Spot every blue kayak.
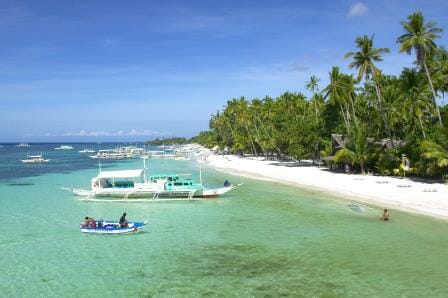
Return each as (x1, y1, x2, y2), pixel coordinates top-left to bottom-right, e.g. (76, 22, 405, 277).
(80, 220, 147, 234)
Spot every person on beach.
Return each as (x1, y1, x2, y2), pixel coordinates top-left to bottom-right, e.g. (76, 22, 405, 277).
(381, 209, 390, 221)
(119, 212, 128, 228)
(345, 164, 350, 174)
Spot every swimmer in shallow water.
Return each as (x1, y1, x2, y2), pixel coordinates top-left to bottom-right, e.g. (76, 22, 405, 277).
(381, 209, 390, 221)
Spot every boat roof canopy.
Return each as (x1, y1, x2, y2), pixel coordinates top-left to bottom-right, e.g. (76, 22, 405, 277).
(97, 169, 143, 179)
(150, 174, 179, 178)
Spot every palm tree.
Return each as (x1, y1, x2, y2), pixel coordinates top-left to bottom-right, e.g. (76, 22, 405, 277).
(334, 124, 369, 174)
(431, 47, 448, 101)
(322, 67, 352, 132)
(345, 35, 390, 136)
(306, 75, 321, 121)
(397, 11, 443, 126)
(421, 140, 448, 181)
(399, 68, 431, 138)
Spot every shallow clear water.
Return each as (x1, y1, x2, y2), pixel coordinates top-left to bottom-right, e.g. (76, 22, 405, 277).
(1, 144, 448, 296)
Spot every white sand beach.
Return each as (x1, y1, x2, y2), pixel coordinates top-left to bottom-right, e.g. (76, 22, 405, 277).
(200, 153, 448, 220)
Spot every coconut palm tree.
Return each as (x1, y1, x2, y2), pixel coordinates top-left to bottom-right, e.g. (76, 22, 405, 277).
(431, 47, 448, 101)
(322, 67, 352, 132)
(399, 68, 432, 138)
(397, 11, 443, 126)
(306, 75, 321, 121)
(421, 139, 448, 181)
(334, 124, 370, 174)
(345, 34, 390, 136)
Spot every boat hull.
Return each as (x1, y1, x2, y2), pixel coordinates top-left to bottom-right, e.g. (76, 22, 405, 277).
(80, 221, 146, 234)
(64, 184, 241, 201)
(21, 159, 50, 163)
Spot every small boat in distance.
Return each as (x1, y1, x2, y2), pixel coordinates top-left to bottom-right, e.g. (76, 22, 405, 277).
(79, 147, 95, 153)
(54, 145, 74, 150)
(89, 146, 144, 159)
(16, 143, 30, 147)
(90, 149, 132, 159)
(21, 153, 50, 163)
(80, 220, 147, 234)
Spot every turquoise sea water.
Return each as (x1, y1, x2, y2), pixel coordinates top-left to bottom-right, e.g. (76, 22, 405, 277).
(1, 143, 448, 297)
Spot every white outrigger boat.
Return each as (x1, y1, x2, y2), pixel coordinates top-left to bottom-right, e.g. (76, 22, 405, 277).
(55, 145, 74, 150)
(64, 160, 240, 201)
(89, 146, 144, 159)
(80, 220, 147, 234)
(79, 147, 95, 153)
(16, 142, 30, 147)
(21, 153, 50, 163)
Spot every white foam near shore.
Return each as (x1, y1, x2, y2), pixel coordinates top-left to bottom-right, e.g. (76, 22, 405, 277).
(199, 153, 448, 221)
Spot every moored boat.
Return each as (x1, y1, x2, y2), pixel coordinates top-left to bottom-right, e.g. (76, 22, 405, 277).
(55, 145, 74, 150)
(79, 147, 95, 153)
(89, 148, 140, 159)
(21, 153, 50, 163)
(16, 142, 30, 147)
(80, 220, 147, 234)
(63, 161, 240, 201)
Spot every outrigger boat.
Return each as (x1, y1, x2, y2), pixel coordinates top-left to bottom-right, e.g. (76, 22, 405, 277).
(89, 146, 144, 159)
(79, 147, 95, 153)
(64, 159, 240, 201)
(21, 153, 50, 163)
(16, 142, 30, 147)
(55, 145, 74, 150)
(80, 220, 147, 234)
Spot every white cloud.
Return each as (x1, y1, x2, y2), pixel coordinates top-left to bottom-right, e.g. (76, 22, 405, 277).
(291, 61, 309, 72)
(348, 2, 368, 18)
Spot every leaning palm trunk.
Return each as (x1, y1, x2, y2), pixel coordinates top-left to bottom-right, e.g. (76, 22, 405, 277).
(345, 103, 352, 124)
(254, 112, 282, 155)
(373, 78, 393, 141)
(244, 124, 257, 156)
(418, 115, 427, 139)
(348, 93, 357, 122)
(252, 116, 268, 158)
(423, 61, 443, 127)
(340, 105, 350, 133)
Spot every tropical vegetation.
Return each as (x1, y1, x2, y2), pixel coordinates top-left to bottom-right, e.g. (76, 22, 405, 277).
(193, 12, 448, 182)
(146, 137, 193, 145)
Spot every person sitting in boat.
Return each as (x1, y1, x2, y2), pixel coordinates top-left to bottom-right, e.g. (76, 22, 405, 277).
(381, 209, 390, 221)
(82, 216, 96, 228)
(224, 179, 231, 187)
(119, 212, 128, 228)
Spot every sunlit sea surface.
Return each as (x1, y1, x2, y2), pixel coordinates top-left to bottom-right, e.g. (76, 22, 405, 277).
(1, 143, 447, 297)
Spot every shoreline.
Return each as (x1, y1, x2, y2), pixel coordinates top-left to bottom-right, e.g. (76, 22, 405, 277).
(199, 153, 448, 221)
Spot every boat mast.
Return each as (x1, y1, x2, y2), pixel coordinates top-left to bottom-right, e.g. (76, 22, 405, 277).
(143, 156, 147, 182)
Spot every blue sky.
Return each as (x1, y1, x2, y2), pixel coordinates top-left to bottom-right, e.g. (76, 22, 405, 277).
(1, 0, 447, 142)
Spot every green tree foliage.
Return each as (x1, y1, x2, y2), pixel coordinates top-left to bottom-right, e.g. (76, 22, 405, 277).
(397, 11, 443, 126)
(193, 11, 448, 181)
(334, 124, 370, 174)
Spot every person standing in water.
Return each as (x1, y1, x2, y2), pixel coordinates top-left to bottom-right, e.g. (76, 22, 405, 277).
(381, 209, 390, 221)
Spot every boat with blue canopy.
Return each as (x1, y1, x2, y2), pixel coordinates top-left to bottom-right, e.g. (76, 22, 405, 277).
(80, 220, 147, 234)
